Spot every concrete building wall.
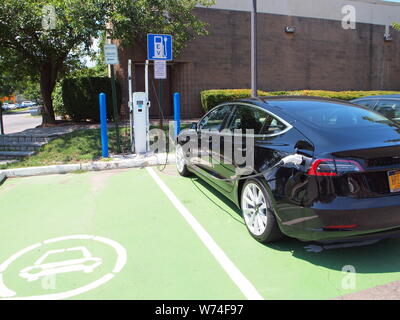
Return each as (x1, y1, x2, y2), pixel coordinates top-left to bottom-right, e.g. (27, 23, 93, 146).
(116, 0, 400, 119)
(200, 0, 400, 27)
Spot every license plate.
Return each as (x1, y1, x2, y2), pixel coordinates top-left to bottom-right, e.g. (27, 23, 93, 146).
(388, 171, 400, 193)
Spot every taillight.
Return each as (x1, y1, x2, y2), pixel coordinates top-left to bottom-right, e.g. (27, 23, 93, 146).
(308, 159, 363, 176)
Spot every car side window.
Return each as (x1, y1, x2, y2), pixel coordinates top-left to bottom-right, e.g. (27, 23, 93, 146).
(228, 105, 287, 135)
(229, 105, 266, 134)
(199, 105, 232, 131)
(354, 99, 377, 109)
(261, 116, 287, 135)
(375, 100, 400, 120)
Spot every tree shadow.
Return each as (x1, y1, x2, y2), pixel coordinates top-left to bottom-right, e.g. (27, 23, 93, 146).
(3, 111, 32, 116)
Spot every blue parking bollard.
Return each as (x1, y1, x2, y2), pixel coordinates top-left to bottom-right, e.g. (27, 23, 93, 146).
(99, 93, 109, 158)
(174, 93, 181, 137)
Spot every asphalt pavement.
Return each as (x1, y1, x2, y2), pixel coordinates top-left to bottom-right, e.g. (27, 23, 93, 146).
(1, 111, 42, 134)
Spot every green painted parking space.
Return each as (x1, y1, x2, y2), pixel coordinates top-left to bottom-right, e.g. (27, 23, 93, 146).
(2, 166, 400, 300)
(156, 166, 400, 300)
(0, 169, 244, 300)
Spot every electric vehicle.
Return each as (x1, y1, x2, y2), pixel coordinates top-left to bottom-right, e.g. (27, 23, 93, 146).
(176, 96, 400, 243)
(351, 95, 400, 123)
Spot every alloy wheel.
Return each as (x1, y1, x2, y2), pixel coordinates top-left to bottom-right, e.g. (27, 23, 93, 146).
(241, 183, 269, 236)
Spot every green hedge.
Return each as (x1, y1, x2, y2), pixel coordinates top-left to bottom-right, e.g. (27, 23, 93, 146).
(62, 77, 121, 122)
(201, 89, 272, 112)
(200, 89, 400, 112)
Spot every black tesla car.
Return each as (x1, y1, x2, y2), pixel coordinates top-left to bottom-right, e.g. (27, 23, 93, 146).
(176, 96, 400, 244)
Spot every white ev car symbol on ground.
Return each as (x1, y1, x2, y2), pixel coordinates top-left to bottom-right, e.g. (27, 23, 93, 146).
(19, 247, 102, 282)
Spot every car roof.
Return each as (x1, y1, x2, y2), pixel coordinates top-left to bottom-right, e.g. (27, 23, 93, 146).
(238, 95, 356, 108)
(235, 96, 367, 128)
(353, 95, 400, 100)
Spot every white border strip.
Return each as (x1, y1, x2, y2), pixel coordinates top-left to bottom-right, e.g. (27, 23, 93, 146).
(146, 167, 263, 300)
(197, 0, 400, 27)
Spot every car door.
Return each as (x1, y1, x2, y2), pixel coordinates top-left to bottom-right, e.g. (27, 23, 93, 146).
(212, 104, 278, 193)
(194, 104, 233, 177)
(220, 104, 300, 195)
(374, 99, 400, 122)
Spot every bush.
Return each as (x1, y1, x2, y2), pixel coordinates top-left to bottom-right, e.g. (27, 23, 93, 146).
(53, 82, 67, 117)
(200, 89, 271, 112)
(62, 77, 121, 122)
(200, 89, 400, 112)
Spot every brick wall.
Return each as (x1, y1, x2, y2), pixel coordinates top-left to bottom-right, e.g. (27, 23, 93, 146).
(116, 7, 400, 119)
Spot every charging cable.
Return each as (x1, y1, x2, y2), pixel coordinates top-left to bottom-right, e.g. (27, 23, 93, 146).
(188, 153, 307, 182)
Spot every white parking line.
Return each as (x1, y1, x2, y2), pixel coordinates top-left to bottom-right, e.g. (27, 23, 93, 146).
(146, 167, 263, 300)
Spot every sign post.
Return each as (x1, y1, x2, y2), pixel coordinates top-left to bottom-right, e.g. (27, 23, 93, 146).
(251, 0, 258, 98)
(147, 34, 173, 131)
(0, 102, 4, 135)
(104, 43, 121, 153)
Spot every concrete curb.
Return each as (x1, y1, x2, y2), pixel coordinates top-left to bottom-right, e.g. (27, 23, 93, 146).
(0, 154, 176, 178)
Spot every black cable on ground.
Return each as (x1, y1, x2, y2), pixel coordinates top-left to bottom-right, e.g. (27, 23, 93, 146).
(151, 80, 169, 172)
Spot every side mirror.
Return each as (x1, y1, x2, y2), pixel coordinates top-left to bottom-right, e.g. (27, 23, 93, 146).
(190, 122, 198, 130)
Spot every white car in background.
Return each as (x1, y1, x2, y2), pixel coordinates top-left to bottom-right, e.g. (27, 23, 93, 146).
(21, 101, 36, 107)
(2, 103, 18, 110)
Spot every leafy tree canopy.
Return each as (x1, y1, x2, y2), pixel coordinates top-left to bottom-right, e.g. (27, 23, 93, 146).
(0, 0, 215, 124)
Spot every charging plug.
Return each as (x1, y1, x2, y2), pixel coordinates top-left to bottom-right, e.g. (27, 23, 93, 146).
(280, 154, 304, 166)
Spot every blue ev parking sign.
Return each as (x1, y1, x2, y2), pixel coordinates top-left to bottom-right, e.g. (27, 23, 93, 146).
(147, 34, 173, 61)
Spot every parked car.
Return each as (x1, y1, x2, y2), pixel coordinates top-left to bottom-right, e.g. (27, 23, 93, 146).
(30, 105, 42, 116)
(4, 103, 18, 110)
(351, 95, 400, 122)
(176, 96, 400, 244)
(21, 101, 36, 108)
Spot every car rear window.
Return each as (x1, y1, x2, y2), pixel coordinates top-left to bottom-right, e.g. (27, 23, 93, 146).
(276, 101, 389, 129)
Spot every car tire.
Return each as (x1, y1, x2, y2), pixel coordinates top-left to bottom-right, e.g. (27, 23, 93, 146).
(176, 144, 192, 177)
(241, 179, 284, 243)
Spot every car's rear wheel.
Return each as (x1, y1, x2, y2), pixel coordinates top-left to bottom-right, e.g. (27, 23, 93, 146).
(176, 144, 191, 177)
(241, 179, 284, 243)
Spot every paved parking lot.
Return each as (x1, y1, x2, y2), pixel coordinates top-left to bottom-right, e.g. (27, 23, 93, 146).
(2, 111, 42, 134)
(1, 166, 400, 300)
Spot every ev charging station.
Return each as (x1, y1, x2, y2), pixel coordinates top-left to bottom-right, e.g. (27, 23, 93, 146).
(129, 34, 173, 155)
(131, 60, 151, 154)
(132, 92, 148, 154)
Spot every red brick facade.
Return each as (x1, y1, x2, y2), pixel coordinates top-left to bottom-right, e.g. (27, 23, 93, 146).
(116, 7, 400, 119)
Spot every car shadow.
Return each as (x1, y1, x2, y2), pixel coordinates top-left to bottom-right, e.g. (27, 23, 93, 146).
(189, 176, 400, 274)
(265, 236, 400, 274)
(189, 176, 245, 225)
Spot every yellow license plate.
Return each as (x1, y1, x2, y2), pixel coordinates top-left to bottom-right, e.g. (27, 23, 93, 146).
(388, 171, 400, 193)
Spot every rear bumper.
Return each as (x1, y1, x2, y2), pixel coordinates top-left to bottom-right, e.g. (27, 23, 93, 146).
(277, 195, 400, 242)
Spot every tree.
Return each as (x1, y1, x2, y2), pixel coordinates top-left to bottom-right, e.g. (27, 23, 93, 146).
(0, 50, 30, 97)
(0, 0, 215, 125)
